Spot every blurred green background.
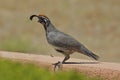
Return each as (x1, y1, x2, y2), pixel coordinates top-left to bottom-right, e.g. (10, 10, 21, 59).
(0, 0, 120, 62)
(0, 58, 102, 80)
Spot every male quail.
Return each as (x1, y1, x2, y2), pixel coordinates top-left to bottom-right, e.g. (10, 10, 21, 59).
(30, 14, 99, 63)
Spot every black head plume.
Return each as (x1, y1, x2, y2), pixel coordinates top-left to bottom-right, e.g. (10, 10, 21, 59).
(30, 14, 50, 26)
(30, 15, 38, 20)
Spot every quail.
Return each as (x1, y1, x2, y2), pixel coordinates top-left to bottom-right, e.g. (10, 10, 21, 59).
(30, 14, 99, 63)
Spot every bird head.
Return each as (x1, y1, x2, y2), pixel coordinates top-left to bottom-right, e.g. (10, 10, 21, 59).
(30, 14, 50, 26)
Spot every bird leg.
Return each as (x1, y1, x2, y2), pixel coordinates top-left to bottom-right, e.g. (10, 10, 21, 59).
(62, 55, 70, 63)
(52, 55, 70, 71)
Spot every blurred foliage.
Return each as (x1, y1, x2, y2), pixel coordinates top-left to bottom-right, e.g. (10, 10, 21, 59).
(0, 58, 102, 80)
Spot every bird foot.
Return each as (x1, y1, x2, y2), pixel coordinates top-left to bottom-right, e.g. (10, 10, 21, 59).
(52, 61, 63, 71)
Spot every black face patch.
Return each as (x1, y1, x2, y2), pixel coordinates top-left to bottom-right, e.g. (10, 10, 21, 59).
(38, 16, 50, 26)
(42, 16, 49, 23)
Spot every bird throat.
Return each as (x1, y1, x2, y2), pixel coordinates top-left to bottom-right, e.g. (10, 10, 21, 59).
(44, 22, 56, 33)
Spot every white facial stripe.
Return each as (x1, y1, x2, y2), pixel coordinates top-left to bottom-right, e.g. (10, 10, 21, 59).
(42, 17, 48, 23)
(44, 19, 47, 23)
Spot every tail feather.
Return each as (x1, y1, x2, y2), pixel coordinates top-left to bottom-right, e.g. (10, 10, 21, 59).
(87, 51, 99, 60)
(79, 45, 99, 60)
